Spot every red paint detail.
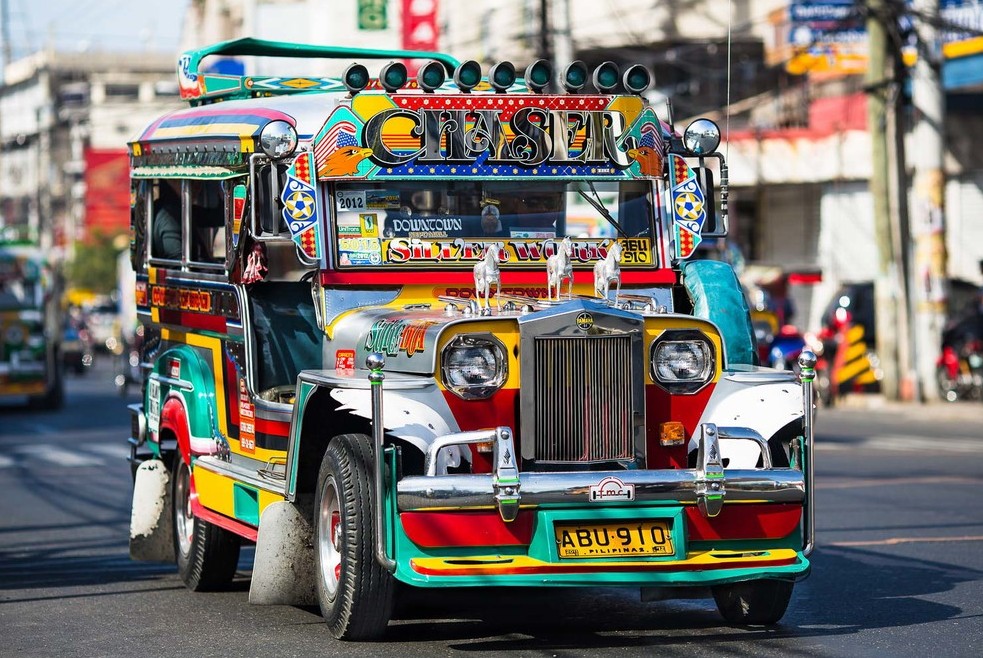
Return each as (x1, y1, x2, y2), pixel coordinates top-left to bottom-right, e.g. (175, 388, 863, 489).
(644, 383, 715, 469)
(225, 355, 240, 428)
(160, 397, 191, 465)
(685, 504, 802, 541)
(155, 308, 228, 333)
(190, 495, 259, 542)
(320, 268, 676, 287)
(787, 271, 823, 285)
(255, 417, 290, 436)
(400, 511, 534, 548)
(410, 556, 801, 577)
(440, 387, 519, 473)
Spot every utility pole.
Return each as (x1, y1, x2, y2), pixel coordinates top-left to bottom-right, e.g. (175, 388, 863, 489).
(866, 0, 902, 399)
(538, 0, 552, 64)
(909, 0, 948, 400)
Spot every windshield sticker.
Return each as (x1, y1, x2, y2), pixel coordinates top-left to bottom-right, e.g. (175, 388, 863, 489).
(365, 237, 650, 267)
(668, 154, 706, 259)
(336, 190, 366, 211)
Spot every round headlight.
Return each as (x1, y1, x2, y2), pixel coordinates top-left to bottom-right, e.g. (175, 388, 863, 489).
(683, 118, 721, 155)
(259, 120, 298, 159)
(441, 335, 507, 399)
(651, 331, 714, 394)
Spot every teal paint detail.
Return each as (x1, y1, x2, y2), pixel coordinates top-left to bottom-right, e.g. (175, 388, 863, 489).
(681, 259, 757, 367)
(233, 484, 260, 526)
(286, 380, 318, 499)
(388, 503, 810, 588)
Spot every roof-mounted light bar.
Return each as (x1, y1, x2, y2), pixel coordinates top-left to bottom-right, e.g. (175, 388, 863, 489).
(562, 60, 588, 93)
(622, 64, 652, 95)
(417, 60, 447, 92)
(524, 59, 552, 93)
(453, 60, 482, 92)
(593, 61, 620, 93)
(489, 61, 516, 93)
(343, 63, 370, 95)
(379, 61, 408, 92)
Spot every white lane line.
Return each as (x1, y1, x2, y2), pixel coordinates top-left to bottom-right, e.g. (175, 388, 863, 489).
(0, 454, 14, 468)
(817, 436, 983, 454)
(29, 445, 104, 467)
(85, 443, 127, 459)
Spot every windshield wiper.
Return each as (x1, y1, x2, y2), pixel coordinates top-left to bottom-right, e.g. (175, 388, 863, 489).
(577, 183, 628, 238)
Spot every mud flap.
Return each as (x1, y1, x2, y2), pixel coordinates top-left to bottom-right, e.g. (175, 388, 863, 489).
(248, 501, 316, 606)
(129, 459, 175, 562)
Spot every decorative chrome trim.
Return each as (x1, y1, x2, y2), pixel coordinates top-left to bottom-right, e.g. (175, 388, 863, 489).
(148, 371, 194, 391)
(396, 468, 805, 512)
(368, 353, 397, 573)
(695, 423, 724, 517)
(798, 350, 817, 556)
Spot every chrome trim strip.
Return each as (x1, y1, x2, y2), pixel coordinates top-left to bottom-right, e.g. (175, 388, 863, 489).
(193, 455, 287, 496)
(396, 468, 805, 511)
(148, 372, 194, 391)
(799, 351, 817, 556)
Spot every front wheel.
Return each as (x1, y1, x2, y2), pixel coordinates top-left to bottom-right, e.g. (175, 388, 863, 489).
(172, 456, 240, 591)
(314, 433, 394, 640)
(712, 579, 794, 625)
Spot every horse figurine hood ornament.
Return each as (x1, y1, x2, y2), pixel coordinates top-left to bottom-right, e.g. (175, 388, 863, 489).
(594, 241, 622, 302)
(473, 244, 501, 311)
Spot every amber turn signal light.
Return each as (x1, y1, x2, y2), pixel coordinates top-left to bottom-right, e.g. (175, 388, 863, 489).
(660, 421, 686, 446)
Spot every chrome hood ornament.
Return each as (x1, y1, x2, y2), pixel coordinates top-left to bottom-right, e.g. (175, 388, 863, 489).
(594, 241, 622, 302)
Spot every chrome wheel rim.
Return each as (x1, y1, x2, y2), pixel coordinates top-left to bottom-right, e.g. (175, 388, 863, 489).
(317, 475, 342, 598)
(174, 460, 194, 557)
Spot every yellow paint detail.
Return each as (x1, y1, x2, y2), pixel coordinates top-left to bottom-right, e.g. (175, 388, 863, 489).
(435, 319, 521, 391)
(240, 137, 254, 153)
(605, 96, 644, 125)
(154, 123, 262, 139)
(410, 548, 800, 573)
(844, 341, 867, 362)
(151, 307, 160, 323)
(184, 332, 229, 440)
(944, 36, 983, 59)
(193, 465, 286, 520)
(351, 94, 398, 121)
(193, 467, 237, 518)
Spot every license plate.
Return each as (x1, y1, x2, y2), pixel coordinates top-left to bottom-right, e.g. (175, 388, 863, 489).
(555, 520, 674, 558)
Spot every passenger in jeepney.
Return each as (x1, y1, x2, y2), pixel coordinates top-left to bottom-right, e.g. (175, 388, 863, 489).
(480, 204, 507, 237)
(151, 179, 182, 260)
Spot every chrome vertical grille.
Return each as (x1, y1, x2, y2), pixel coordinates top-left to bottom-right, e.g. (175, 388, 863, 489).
(532, 333, 634, 463)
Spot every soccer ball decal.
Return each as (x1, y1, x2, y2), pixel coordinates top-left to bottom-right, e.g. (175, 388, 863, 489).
(674, 192, 703, 221)
(284, 189, 315, 221)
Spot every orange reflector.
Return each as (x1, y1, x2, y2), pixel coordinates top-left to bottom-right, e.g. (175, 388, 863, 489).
(660, 421, 686, 446)
(476, 441, 494, 453)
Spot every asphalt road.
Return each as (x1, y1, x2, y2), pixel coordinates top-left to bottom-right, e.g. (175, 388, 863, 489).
(1, 360, 982, 657)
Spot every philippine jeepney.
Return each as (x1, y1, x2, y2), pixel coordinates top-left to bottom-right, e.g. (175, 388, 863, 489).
(0, 241, 64, 409)
(126, 38, 816, 640)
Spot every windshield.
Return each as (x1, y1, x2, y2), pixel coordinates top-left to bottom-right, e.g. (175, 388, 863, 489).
(331, 180, 656, 268)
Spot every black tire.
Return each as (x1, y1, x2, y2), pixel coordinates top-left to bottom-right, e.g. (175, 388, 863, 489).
(713, 579, 794, 625)
(314, 433, 394, 640)
(172, 455, 240, 591)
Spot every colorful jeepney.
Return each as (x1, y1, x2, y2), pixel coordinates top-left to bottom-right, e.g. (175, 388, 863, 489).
(126, 38, 816, 640)
(0, 242, 64, 409)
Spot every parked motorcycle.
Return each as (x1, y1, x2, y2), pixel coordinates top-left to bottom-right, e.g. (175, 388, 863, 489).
(936, 311, 983, 402)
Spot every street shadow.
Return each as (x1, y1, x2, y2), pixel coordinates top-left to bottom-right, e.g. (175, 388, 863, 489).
(377, 544, 977, 649)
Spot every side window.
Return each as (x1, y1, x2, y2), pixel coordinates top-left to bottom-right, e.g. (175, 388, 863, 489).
(150, 179, 183, 264)
(188, 180, 227, 267)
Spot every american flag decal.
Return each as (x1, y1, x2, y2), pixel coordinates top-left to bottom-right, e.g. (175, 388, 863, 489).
(315, 120, 358, 171)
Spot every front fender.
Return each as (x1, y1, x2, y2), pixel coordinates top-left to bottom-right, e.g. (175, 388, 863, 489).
(149, 345, 224, 462)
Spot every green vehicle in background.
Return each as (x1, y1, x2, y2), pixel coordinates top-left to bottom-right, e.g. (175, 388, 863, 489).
(0, 241, 64, 409)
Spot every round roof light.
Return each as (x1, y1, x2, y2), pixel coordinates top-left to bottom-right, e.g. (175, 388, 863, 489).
(417, 60, 446, 92)
(622, 65, 652, 95)
(454, 60, 482, 92)
(683, 118, 721, 155)
(259, 120, 298, 159)
(524, 59, 552, 93)
(489, 61, 516, 93)
(379, 61, 407, 92)
(593, 61, 620, 93)
(343, 63, 369, 94)
(562, 60, 588, 92)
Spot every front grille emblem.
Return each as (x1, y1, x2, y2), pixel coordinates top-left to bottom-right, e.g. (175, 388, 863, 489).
(575, 312, 594, 331)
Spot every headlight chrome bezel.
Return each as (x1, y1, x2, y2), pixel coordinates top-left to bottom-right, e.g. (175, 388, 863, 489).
(650, 330, 715, 394)
(441, 334, 508, 400)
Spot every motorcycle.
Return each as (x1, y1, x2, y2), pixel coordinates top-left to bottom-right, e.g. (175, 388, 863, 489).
(936, 315, 983, 402)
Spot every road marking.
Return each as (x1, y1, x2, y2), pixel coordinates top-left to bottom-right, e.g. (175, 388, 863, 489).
(818, 435, 983, 454)
(829, 535, 983, 547)
(86, 443, 127, 459)
(29, 445, 104, 467)
(0, 454, 13, 468)
(819, 475, 983, 489)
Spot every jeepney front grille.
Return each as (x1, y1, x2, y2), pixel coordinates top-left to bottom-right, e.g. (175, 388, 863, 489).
(532, 333, 634, 463)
